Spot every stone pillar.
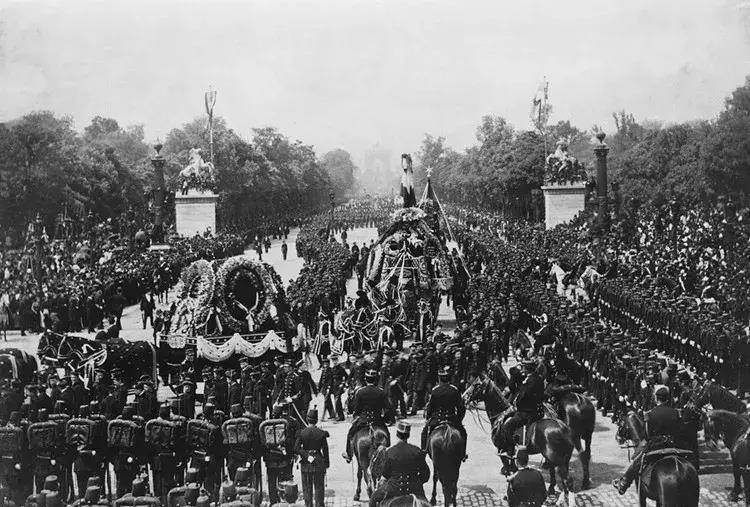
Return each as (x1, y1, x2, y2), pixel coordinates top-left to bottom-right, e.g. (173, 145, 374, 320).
(151, 144, 167, 244)
(594, 133, 610, 232)
(175, 190, 218, 237)
(541, 183, 586, 229)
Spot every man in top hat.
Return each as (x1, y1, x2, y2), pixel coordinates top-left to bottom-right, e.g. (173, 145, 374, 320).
(421, 366, 467, 460)
(295, 410, 329, 507)
(506, 446, 546, 507)
(369, 421, 429, 507)
(499, 359, 544, 475)
(342, 369, 391, 463)
(612, 385, 682, 495)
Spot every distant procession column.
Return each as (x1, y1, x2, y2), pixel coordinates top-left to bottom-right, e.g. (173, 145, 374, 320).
(174, 190, 218, 237)
(594, 133, 610, 232)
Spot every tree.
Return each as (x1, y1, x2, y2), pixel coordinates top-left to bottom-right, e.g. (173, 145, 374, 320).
(320, 149, 357, 197)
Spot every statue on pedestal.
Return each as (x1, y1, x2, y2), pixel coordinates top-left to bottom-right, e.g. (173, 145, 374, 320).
(179, 148, 217, 194)
(544, 139, 587, 186)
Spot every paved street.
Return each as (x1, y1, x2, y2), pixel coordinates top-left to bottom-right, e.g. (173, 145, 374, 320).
(1, 228, 741, 506)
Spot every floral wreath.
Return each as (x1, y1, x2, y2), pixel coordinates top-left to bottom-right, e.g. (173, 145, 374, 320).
(391, 207, 426, 223)
(214, 255, 278, 333)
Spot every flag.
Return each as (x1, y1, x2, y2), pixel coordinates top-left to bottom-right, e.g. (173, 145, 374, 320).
(205, 89, 217, 129)
(530, 78, 549, 128)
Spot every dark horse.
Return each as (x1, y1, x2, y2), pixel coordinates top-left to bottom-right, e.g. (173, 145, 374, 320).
(427, 423, 464, 506)
(351, 424, 390, 501)
(554, 390, 596, 489)
(615, 411, 699, 507)
(462, 375, 574, 501)
(692, 380, 748, 414)
(704, 410, 750, 505)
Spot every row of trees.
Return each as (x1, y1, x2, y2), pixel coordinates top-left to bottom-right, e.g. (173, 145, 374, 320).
(0, 114, 358, 240)
(412, 76, 750, 213)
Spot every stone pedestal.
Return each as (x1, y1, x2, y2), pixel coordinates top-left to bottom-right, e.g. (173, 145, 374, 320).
(542, 183, 586, 229)
(175, 189, 218, 237)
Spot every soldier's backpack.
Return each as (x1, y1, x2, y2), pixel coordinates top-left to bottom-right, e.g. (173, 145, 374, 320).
(144, 419, 177, 452)
(107, 419, 141, 450)
(186, 419, 213, 455)
(27, 421, 59, 453)
(221, 417, 254, 446)
(0, 425, 24, 461)
(258, 419, 288, 455)
(49, 413, 70, 447)
(66, 418, 97, 450)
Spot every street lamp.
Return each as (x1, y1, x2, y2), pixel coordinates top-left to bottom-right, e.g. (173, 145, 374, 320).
(32, 213, 45, 299)
(151, 143, 166, 244)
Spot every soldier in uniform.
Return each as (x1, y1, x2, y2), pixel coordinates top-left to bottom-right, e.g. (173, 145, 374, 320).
(294, 410, 329, 507)
(135, 376, 158, 421)
(109, 405, 144, 498)
(263, 404, 299, 505)
(329, 355, 349, 422)
(506, 446, 546, 507)
(341, 369, 391, 463)
(27, 408, 63, 494)
(420, 366, 467, 460)
(0, 411, 26, 506)
(612, 385, 682, 495)
(68, 405, 104, 500)
(499, 360, 545, 475)
(146, 404, 179, 504)
(368, 421, 429, 507)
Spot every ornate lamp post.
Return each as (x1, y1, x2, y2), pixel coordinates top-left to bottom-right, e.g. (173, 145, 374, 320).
(594, 132, 610, 232)
(151, 143, 166, 244)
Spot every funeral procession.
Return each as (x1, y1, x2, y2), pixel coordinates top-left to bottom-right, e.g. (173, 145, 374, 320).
(1, 2, 750, 506)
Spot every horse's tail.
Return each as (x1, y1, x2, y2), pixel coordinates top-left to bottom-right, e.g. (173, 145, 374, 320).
(429, 426, 463, 484)
(656, 456, 699, 507)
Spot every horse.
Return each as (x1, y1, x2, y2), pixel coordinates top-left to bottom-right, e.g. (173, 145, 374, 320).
(427, 423, 464, 506)
(379, 494, 432, 507)
(615, 411, 699, 507)
(462, 375, 575, 499)
(692, 380, 748, 414)
(703, 409, 750, 504)
(351, 424, 391, 501)
(552, 390, 595, 489)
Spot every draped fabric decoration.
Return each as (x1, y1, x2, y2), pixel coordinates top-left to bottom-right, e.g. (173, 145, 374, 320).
(190, 331, 301, 362)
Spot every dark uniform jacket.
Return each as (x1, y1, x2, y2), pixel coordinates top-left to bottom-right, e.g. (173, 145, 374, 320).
(425, 384, 465, 421)
(515, 373, 544, 414)
(507, 467, 546, 507)
(645, 405, 680, 440)
(351, 385, 389, 422)
(380, 440, 430, 496)
(294, 425, 329, 473)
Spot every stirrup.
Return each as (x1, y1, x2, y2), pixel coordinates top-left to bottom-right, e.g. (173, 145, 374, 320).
(341, 452, 352, 463)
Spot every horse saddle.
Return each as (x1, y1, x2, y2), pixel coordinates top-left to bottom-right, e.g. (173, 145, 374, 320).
(644, 447, 694, 459)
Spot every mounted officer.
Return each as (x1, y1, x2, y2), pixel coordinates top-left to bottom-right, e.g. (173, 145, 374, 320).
(499, 359, 545, 474)
(368, 421, 430, 507)
(342, 369, 391, 463)
(420, 366, 468, 460)
(612, 385, 683, 495)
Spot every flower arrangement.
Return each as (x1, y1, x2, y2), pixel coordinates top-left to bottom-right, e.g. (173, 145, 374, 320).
(391, 207, 426, 223)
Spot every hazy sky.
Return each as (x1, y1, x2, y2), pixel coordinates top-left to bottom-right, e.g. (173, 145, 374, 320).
(1, 0, 749, 165)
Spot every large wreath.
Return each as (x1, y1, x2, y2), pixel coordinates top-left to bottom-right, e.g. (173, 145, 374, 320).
(214, 256, 278, 333)
(179, 259, 215, 307)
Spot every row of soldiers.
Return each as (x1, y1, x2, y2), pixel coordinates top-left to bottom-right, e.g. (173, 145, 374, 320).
(0, 389, 330, 507)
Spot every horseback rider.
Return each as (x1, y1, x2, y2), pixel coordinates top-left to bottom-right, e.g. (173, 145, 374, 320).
(544, 370, 585, 419)
(420, 366, 468, 461)
(342, 369, 391, 463)
(499, 359, 545, 475)
(612, 385, 682, 495)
